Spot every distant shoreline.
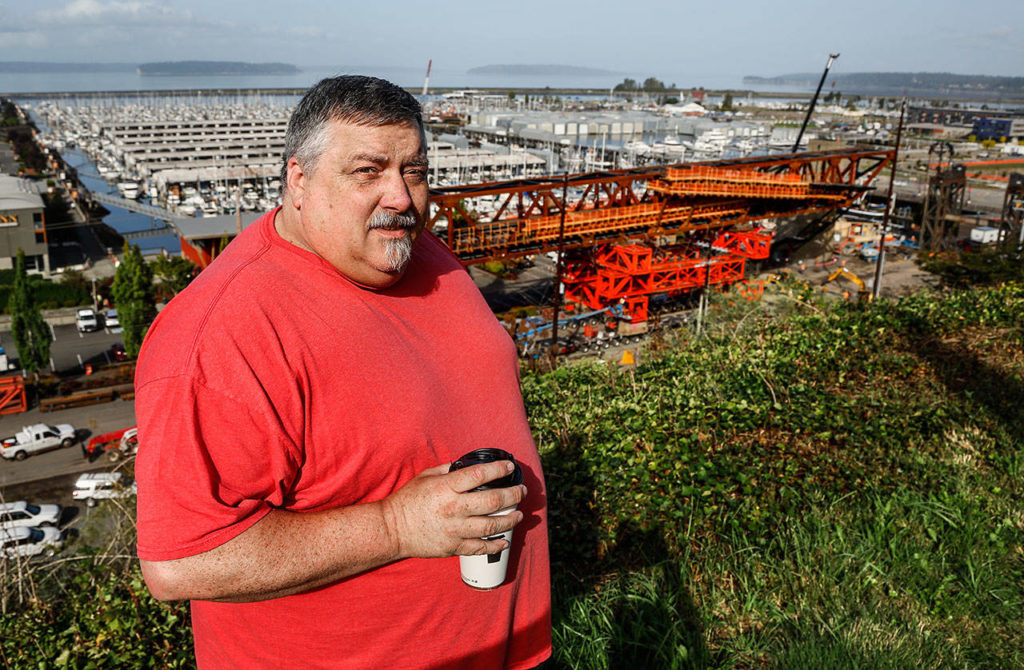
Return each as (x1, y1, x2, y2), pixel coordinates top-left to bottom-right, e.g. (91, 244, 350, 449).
(6, 86, 814, 100)
(4, 84, 1022, 106)
(137, 61, 300, 76)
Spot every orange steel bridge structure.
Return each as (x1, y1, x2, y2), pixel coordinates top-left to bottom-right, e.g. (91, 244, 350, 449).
(429, 148, 894, 321)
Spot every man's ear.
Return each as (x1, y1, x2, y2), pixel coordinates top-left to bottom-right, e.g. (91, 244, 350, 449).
(286, 157, 306, 208)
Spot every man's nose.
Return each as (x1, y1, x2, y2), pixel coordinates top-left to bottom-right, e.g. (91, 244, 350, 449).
(379, 171, 413, 213)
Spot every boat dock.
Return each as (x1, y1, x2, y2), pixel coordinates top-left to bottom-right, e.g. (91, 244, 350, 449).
(106, 117, 288, 176)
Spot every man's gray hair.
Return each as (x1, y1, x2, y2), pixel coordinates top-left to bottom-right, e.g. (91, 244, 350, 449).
(281, 75, 424, 188)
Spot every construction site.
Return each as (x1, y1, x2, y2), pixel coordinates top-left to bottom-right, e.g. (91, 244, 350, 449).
(108, 137, 1018, 361)
(14, 79, 1024, 365)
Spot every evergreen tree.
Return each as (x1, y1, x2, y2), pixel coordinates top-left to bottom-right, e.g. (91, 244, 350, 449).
(8, 249, 51, 374)
(110, 242, 154, 358)
(151, 255, 197, 296)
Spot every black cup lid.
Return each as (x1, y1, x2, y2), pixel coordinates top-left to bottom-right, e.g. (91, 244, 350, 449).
(449, 448, 524, 490)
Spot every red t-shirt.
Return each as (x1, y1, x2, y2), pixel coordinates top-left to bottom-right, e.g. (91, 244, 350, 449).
(135, 209, 551, 669)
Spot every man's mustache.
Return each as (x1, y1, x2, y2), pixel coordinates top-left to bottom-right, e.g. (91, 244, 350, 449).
(366, 212, 418, 231)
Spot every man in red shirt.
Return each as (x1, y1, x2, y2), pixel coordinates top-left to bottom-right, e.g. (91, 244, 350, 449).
(135, 76, 552, 669)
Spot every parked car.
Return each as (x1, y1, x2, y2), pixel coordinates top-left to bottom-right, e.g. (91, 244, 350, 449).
(72, 472, 137, 507)
(0, 423, 77, 461)
(0, 501, 61, 529)
(110, 342, 128, 362)
(1, 526, 64, 558)
(104, 309, 121, 331)
(76, 308, 99, 333)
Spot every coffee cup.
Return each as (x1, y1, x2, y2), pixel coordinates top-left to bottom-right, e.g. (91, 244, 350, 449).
(448, 449, 524, 590)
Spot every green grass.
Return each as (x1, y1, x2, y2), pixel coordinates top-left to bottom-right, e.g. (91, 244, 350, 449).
(550, 484, 1023, 669)
(529, 280, 1024, 668)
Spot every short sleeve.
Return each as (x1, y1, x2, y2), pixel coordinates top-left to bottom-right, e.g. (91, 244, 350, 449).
(135, 375, 301, 562)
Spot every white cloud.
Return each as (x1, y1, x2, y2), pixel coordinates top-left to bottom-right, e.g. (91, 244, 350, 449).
(0, 29, 48, 49)
(37, 0, 196, 26)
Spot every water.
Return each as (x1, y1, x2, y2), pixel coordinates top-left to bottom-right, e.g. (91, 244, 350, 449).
(0, 66, 798, 96)
(61, 147, 179, 255)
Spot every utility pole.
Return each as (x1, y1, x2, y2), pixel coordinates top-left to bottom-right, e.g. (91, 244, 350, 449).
(550, 173, 569, 358)
(695, 233, 713, 336)
(872, 98, 907, 299)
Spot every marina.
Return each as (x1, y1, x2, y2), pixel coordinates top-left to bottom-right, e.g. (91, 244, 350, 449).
(22, 89, 824, 242)
(11, 82, 1019, 267)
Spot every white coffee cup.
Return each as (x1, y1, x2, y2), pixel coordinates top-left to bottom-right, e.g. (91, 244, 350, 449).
(449, 449, 524, 590)
(459, 505, 517, 590)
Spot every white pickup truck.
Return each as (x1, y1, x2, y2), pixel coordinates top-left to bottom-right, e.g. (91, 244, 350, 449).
(1, 423, 77, 461)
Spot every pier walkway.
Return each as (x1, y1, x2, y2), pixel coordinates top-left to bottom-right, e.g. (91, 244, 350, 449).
(90, 191, 184, 221)
(122, 226, 175, 241)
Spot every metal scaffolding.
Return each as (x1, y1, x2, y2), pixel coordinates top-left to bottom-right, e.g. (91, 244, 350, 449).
(919, 164, 966, 252)
(998, 173, 1024, 255)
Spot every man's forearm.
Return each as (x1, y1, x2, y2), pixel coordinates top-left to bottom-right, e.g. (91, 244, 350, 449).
(140, 461, 525, 603)
(141, 501, 398, 603)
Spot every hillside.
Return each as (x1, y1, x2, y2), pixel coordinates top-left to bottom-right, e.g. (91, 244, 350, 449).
(744, 71, 1024, 98)
(0, 62, 136, 73)
(2, 277, 1023, 667)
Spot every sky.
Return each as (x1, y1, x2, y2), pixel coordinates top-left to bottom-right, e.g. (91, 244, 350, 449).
(0, 0, 1022, 82)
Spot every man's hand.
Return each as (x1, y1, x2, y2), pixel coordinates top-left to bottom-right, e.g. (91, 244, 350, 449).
(381, 460, 527, 560)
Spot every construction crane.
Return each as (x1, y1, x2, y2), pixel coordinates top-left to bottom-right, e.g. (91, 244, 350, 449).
(793, 53, 840, 152)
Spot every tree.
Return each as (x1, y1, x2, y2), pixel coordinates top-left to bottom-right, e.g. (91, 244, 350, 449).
(642, 77, 666, 92)
(8, 250, 51, 374)
(150, 254, 197, 297)
(721, 93, 734, 111)
(110, 242, 154, 358)
(613, 78, 638, 92)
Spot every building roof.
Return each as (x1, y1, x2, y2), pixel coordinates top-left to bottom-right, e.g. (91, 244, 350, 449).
(665, 102, 707, 115)
(0, 174, 44, 212)
(171, 211, 263, 240)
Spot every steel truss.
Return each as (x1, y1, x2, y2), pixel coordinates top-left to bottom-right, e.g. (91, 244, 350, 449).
(428, 148, 892, 321)
(559, 233, 767, 322)
(429, 148, 893, 262)
(919, 164, 966, 252)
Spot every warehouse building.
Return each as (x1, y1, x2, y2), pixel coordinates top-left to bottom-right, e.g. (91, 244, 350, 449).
(0, 174, 48, 273)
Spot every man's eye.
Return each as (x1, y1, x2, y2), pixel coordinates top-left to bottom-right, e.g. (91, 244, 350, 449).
(355, 166, 378, 174)
(405, 169, 427, 181)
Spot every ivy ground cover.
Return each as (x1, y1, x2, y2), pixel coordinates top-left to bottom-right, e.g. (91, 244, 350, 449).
(527, 282, 1024, 669)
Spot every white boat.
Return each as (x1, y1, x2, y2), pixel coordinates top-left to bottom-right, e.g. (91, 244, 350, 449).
(116, 181, 139, 200)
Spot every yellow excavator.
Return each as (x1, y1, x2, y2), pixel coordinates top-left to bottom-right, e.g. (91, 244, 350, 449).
(824, 267, 870, 301)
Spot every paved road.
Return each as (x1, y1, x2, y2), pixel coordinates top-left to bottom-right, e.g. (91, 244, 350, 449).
(1, 320, 126, 376)
(0, 389, 136, 490)
(49, 321, 126, 374)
